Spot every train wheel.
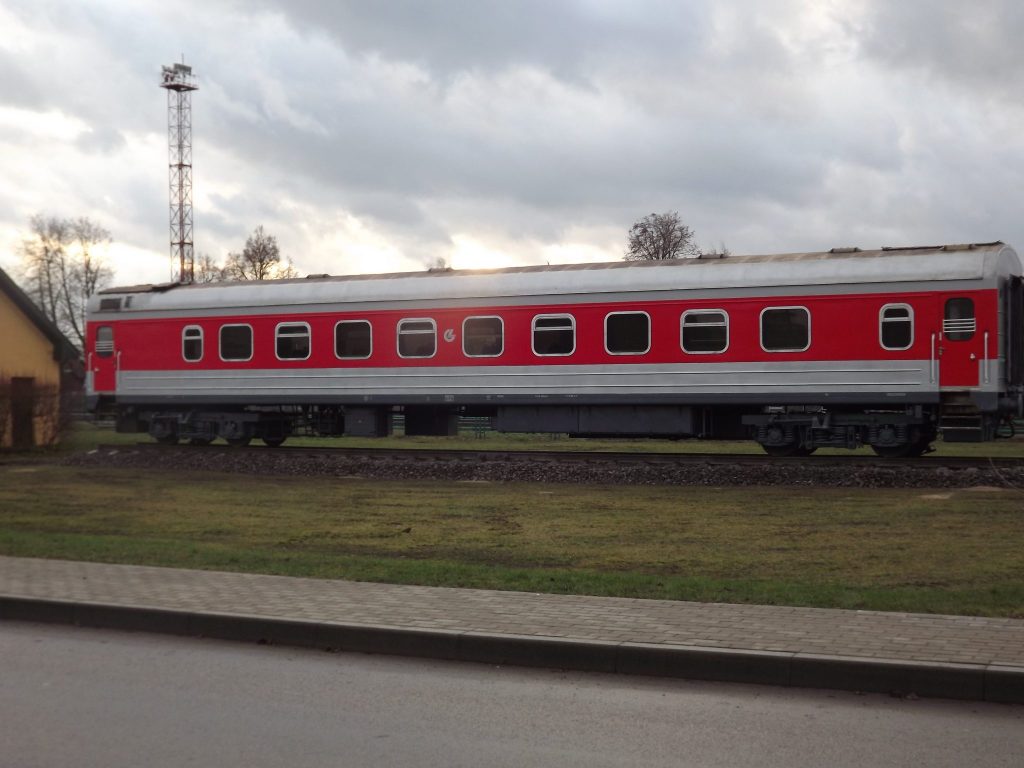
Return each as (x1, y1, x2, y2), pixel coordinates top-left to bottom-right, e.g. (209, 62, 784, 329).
(871, 442, 925, 458)
(150, 419, 179, 445)
(262, 436, 286, 448)
(761, 443, 806, 457)
(871, 427, 931, 458)
(225, 436, 251, 447)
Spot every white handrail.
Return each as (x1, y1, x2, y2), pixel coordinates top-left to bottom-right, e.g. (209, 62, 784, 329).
(984, 331, 990, 384)
(930, 333, 936, 383)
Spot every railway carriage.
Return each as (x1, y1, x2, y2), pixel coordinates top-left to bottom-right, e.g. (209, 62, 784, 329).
(85, 242, 1024, 456)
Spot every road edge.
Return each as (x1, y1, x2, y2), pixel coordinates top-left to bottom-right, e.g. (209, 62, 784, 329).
(2, 595, 1021, 704)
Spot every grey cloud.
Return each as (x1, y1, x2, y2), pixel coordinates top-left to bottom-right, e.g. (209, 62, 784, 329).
(195, 208, 248, 246)
(241, 0, 712, 81)
(202, 74, 862, 236)
(0, 50, 45, 110)
(858, 1, 1024, 97)
(24, 1, 858, 248)
(201, 192, 286, 246)
(75, 126, 127, 154)
(189, 1, 895, 236)
(4, 0, 1024, 286)
(100, 181, 167, 251)
(2, 2, 153, 127)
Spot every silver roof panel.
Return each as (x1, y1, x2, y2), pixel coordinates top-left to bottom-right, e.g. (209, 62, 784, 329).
(89, 242, 1020, 315)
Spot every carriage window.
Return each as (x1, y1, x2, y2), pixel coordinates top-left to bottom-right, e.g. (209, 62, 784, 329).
(880, 305, 913, 350)
(335, 320, 372, 359)
(182, 326, 203, 362)
(463, 316, 503, 357)
(276, 323, 311, 360)
(532, 314, 575, 356)
(219, 324, 253, 361)
(761, 307, 810, 352)
(605, 312, 650, 355)
(682, 310, 728, 353)
(398, 319, 436, 358)
(95, 326, 114, 358)
(943, 298, 975, 341)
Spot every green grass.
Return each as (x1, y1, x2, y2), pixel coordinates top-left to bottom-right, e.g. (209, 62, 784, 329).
(1, 463, 1022, 617)
(59, 421, 1024, 458)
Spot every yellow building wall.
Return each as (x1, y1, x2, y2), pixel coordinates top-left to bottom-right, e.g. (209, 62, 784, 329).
(0, 290, 62, 448)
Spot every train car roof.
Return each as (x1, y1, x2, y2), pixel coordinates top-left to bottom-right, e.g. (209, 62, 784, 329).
(90, 241, 1020, 315)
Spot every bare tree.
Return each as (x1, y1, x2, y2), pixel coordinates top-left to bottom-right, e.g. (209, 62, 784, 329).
(18, 214, 112, 349)
(701, 242, 732, 258)
(624, 211, 699, 261)
(172, 253, 229, 283)
(223, 225, 298, 280)
(192, 253, 227, 283)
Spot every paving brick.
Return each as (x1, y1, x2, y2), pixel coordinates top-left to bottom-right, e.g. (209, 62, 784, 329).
(2, 556, 1023, 695)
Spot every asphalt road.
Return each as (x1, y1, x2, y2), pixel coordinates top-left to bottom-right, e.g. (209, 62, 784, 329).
(2, 622, 1022, 768)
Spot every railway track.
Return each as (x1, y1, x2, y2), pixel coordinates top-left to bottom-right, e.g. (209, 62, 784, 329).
(101, 442, 1024, 472)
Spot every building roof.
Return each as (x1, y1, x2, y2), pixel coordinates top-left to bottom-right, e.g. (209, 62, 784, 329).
(0, 265, 80, 363)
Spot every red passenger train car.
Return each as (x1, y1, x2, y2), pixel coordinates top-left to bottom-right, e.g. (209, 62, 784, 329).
(86, 242, 1024, 456)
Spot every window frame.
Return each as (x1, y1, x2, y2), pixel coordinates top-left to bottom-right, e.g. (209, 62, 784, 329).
(397, 317, 438, 359)
(218, 323, 254, 362)
(334, 319, 373, 360)
(604, 311, 651, 356)
(531, 313, 576, 357)
(462, 315, 504, 358)
(680, 309, 730, 355)
(182, 325, 204, 363)
(759, 306, 811, 353)
(274, 321, 312, 361)
(879, 303, 914, 351)
(943, 297, 976, 341)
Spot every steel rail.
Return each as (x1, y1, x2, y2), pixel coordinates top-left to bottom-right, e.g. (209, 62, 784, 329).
(103, 443, 1024, 471)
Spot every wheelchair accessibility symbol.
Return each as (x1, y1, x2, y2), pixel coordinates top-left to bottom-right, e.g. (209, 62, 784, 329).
(443, 328, 456, 343)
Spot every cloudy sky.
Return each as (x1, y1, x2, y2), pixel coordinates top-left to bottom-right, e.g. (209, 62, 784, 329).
(1, 0, 1022, 286)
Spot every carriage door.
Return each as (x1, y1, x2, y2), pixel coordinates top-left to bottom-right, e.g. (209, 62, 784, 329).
(92, 325, 117, 393)
(1006, 277, 1024, 389)
(940, 298, 978, 388)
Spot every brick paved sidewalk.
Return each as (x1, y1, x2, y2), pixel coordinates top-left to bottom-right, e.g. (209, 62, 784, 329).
(2, 561, 1024, 704)
(2, 555, 1022, 669)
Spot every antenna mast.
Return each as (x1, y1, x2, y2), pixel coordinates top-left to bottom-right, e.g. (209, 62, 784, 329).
(160, 60, 198, 283)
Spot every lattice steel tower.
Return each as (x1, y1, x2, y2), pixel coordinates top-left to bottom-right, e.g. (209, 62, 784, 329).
(160, 61, 198, 283)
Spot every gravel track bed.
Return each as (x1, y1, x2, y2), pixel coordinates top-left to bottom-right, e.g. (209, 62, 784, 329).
(65, 447, 1024, 489)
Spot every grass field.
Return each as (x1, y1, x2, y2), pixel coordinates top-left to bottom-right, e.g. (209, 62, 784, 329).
(2, 459, 1022, 617)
